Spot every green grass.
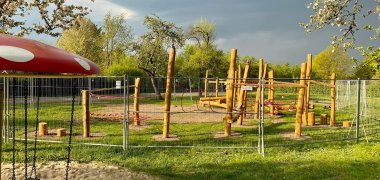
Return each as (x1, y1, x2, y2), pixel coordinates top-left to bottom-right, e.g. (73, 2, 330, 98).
(2, 94, 380, 179)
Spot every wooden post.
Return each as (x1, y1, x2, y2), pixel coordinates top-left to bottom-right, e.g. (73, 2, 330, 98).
(303, 54, 313, 125)
(38, 122, 48, 136)
(0, 89, 3, 176)
(82, 90, 90, 138)
(163, 48, 176, 138)
(330, 73, 336, 127)
(233, 70, 238, 107)
(268, 70, 275, 115)
(225, 49, 237, 136)
(295, 63, 307, 138)
(320, 114, 328, 125)
(134, 78, 141, 126)
(237, 60, 251, 125)
(215, 78, 219, 97)
(343, 121, 352, 128)
(237, 64, 242, 97)
(308, 112, 315, 126)
(204, 70, 209, 98)
(56, 128, 66, 137)
(254, 59, 264, 119)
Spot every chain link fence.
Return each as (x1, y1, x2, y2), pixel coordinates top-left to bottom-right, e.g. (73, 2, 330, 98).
(1, 76, 379, 152)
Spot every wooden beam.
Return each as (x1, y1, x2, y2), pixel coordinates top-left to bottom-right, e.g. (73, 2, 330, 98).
(330, 73, 336, 127)
(237, 60, 251, 125)
(254, 59, 264, 119)
(134, 78, 141, 126)
(82, 90, 90, 138)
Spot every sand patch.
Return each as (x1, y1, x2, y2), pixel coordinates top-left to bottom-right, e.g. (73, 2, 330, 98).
(1, 161, 157, 180)
(281, 132, 311, 140)
(152, 134, 179, 141)
(213, 131, 241, 139)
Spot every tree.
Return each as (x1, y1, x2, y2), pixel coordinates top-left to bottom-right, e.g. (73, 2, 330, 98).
(301, 0, 380, 63)
(354, 51, 380, 78)
(136, 15, 185, 99)
(187, 17, 215, 48)
(103, 12, 134, 68)
(313, 45, 355, 79)
(0, 0, 93, 36)
(57, 18, 103, 65)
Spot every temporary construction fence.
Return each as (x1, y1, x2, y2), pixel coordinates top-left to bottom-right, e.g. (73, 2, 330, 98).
(1, 76, 379, 156)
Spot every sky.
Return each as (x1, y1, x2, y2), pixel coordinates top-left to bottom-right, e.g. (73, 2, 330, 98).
(30, 0, 379, 65)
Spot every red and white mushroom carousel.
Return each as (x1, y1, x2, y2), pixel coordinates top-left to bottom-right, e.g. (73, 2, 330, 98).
(0, 33, 101, 180)
(0, 33, 100, 75)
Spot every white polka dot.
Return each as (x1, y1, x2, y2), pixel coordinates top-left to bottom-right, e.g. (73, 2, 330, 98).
(74, 57, 91, 71)
(0, 46, 34, 62)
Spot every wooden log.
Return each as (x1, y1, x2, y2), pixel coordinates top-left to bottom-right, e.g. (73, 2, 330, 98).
(268, 70, 275, 115)
(39, 122, 48, 136)
(295, 63, 307, 138)
(238, 60, 251, 125)
(82, 90, 90, 138)
(254, 59, 264, 119)
(320, 114, 327, 125)
(308, 112, 315, 126)
(225, 49, 237, 136)
(204, 70, 209, 98)
(343, 121, 352, 128)
(134, 78, 141, 126)
(199, 101, 227, 108)
(330, 73, 336, 127)
(163, 48, 176, 138)
(233, 70, 238, 107)
(302, 112, 307, 125)
(56, 128, 66, 137)
(200, 97, 226, 101)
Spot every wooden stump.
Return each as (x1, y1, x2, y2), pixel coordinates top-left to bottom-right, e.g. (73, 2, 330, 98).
(320, 114, 327, 125)
(39, 122, 48, 136)
(56, 128, 66, 137)
(342, 121, 352, 128)
(308, 112, 315, 126)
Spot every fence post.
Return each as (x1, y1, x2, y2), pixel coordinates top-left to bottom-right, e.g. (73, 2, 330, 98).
(330, 73, 336, 127)
(356, 78, 361, 143)
(295, 63, 307, 138)
(0, 89, 4, 176)
(225, 49, 237, 136)
(123, 75, 129, 150)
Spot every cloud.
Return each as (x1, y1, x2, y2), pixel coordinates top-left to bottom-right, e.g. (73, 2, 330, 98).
(215, 30, 332, 65)
(67, 0, 137, 21)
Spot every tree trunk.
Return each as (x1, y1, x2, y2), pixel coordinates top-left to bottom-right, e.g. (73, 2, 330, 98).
(150, 76, 163, 100)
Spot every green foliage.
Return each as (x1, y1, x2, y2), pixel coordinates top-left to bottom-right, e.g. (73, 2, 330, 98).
(176, 44, 228, 78)
(187, 17, 215, 48)
(57, 18, 103, 65)
(103, 12, 134, 68)
(102, 56, 144, 77)
(269, 62, 301, 78)
(313, 45, 354, 79)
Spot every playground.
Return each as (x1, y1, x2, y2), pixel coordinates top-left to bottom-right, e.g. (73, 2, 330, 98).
(0, 37, 379, 179)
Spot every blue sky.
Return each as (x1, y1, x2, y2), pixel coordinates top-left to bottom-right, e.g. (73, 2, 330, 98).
(30, 0, 379, 65)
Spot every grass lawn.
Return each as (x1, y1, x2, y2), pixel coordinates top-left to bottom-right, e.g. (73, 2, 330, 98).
(2, 94, 380, 179)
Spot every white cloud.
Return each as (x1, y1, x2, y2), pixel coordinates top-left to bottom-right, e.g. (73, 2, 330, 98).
(215, 31, 331, 65)
(67, 0, 137, 21)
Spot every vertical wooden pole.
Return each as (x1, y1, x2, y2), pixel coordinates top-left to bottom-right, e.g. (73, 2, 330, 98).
(268, 70, 275, 115)
(133, 78, 141, 126)
(237, 64, 242, 98)
(204, 70, 209, 98)
(330, 73, 336, 127)
(163, 48, 176, 138)
(254, 59, 264, 119)
(225, 49, 237, 136)
(263, 64, 268, 79)
(0, 89, 4, 176)
(237, 60, 251, 125)
(303, 54, 313, 125)
(82, 90, 90, 138)
(233, 70, 238, 107)
(215, 78, 219, 97)
(295, 63, 307, 138)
